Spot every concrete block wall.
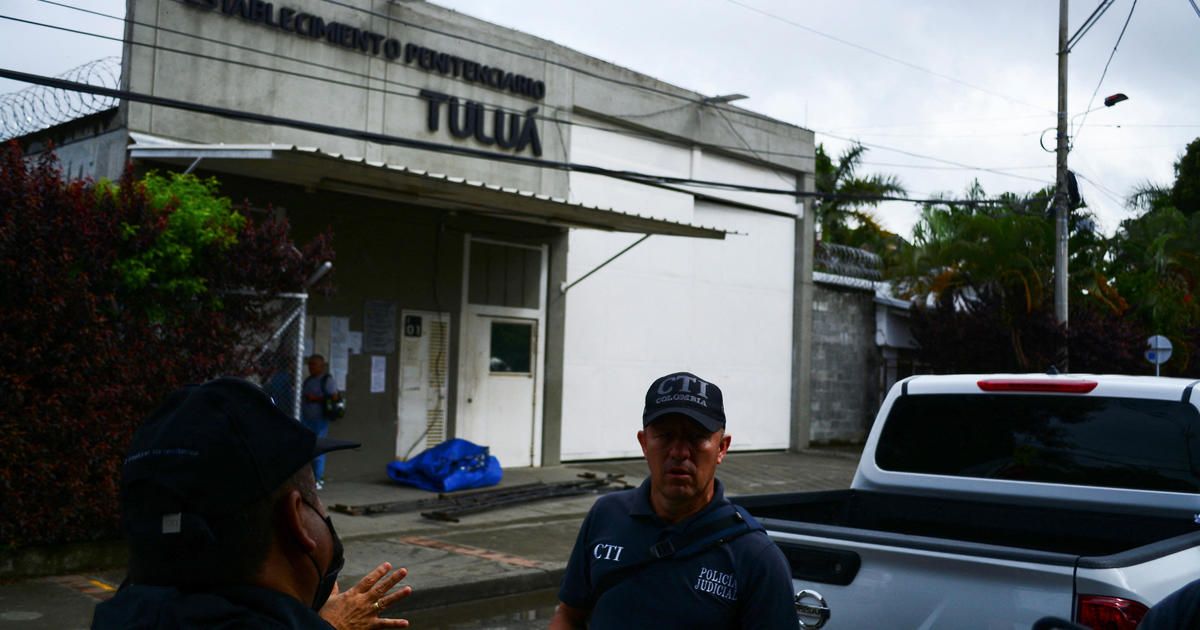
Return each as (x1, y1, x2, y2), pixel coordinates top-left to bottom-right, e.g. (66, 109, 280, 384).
(810, 283, 879, 443)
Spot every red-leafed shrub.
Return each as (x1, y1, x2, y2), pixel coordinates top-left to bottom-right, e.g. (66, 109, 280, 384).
(0, 141, 333, 548)
(909, 290, 1159, 376)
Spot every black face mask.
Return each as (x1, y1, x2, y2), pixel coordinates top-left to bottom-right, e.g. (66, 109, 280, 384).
(302, 501, 344, 611)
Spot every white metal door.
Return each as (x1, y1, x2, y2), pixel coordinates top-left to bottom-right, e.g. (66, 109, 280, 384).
(456, 236, 547, 467)
(459, 314, 538, 466)
(395, 310, 450, 461)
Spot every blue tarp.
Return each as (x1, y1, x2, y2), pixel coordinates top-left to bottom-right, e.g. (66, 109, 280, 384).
(386, 438, 503, 492)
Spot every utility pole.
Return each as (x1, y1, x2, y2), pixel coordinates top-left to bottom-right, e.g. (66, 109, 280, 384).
(1054, 0, 1070, 372)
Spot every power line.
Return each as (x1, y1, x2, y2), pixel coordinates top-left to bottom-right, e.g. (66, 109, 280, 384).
(862, 161, 1051, 172)
(0, 67, 1037, 208)
(8, 2, 1061, 196)
(1065, 0, 1117, 52)
(723, 0, 1054, 114)
(822, 114, 1054, 131)
(1073, 170, 1128, 209)
(815, 130, 1055, 186)
(5, 9, 811, 167)
(0, 65, 804, 196)
(309, 0, 805, 130)
(17, 1, 1063, 193)
(709, 104, 797, 188)
(823, 130, 1044, 140)
(1074, 0, 1138, 144)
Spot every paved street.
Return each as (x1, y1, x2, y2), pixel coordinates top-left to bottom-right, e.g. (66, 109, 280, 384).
(0, 449, 860, 629)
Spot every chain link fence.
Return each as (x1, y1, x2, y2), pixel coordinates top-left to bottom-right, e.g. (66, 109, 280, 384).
(253, 293, 308, 419)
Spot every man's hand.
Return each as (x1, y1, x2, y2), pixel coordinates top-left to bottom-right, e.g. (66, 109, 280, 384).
(547, 602, 588, 630)
(319, 562, 412, 630)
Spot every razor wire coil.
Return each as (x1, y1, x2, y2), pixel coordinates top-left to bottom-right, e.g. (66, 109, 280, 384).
(1, 57, 121, 140)
(814, 241, 883, 281)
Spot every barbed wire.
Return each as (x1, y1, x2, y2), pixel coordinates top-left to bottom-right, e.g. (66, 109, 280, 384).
(814, 241, 883, 281)
(0, 56, 121, 140)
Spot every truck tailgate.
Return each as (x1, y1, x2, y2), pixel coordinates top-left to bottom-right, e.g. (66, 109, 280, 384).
(768, 522, 1078, 630)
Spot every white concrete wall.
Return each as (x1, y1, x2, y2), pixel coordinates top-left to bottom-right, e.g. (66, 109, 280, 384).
(560, 123, 796, 460)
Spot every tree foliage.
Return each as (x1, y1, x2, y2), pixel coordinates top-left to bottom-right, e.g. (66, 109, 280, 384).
(1102, 139, 1200, 372)
(894, 138, 1200, 376)
(908, 291, 1146, 375)
(0, 142, 334, 548)
(1171, 138, 1200, 215)
(814, 142, 906, 252)
(889, 178, 1154, 373)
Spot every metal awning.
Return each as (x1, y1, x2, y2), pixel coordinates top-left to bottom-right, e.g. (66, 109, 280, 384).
(127, 137, 731, 239)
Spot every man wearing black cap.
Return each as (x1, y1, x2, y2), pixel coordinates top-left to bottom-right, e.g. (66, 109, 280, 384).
(91, 377, 411, 630)
(549, 372, 795, 629)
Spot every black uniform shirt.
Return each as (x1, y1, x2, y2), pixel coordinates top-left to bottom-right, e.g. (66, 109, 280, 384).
(91, 583, 333, 630)
(558, 477, 796, 629)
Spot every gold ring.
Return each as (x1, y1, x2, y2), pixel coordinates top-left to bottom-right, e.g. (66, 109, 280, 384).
(373, 601, 381, 612)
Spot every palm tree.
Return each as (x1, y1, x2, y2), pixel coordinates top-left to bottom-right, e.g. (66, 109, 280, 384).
(889, 183, 1098, 369)
(814, 142, 906, 249)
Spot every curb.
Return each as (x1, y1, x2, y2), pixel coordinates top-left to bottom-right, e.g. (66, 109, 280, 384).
(0, 540, 127, 582)
(398, 567, 565, 613)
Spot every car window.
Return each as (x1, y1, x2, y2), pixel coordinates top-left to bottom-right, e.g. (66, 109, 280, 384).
(875, 394, 1200, 493)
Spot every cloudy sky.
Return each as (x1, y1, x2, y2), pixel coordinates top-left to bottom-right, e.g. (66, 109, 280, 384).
(2, 0, 1198, 237)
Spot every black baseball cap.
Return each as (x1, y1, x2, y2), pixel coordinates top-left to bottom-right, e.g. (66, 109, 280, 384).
(120, 377, 358, 538)
(643, 371, 726, 433)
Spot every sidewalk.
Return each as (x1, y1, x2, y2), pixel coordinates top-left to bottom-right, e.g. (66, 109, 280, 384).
(0, 448, 860, 628)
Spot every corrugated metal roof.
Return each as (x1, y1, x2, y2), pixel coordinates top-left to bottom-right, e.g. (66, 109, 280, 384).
(128, 135, 734, 239)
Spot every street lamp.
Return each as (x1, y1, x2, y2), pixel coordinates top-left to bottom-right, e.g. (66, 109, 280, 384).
(702, 93, 748, 104)
(1040, 94, 1130, 152)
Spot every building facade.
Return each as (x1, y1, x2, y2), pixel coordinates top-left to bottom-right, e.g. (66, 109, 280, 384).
(27, 0, 817, 476)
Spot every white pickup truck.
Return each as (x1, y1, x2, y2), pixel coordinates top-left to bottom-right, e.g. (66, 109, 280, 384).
(733, 374, 1200, 630)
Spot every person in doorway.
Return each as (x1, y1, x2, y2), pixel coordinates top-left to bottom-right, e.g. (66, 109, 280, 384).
(549, 372, 796, 629)
(303, 354, 340, 487)
(91, 377, 411, 630)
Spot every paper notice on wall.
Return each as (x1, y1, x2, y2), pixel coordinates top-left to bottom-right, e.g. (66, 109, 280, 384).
(330, 317, 350, 391)
(371, 355, 386, 393)
(363, 300, 397, 354)
(348, 331, 363, 355)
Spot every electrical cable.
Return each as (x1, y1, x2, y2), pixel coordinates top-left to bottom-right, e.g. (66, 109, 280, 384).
(1074, 0, 1138, 144)
(723, 0, 1054, 114)
(1188, 0, 1200, 20)
(710, 104, 797, 188)
(0, 66, 1042, 208)
(1073, 170, 1127, 208)
(1065, 0, 1117, 52)
(16, 2, 1063, 193)
(822, 114, 1054, 131)
(815, 129, 1055, 186)
(12, 6, 816, 167)
(862, 161, 1051, 172)
(823, 130, 1045, 140)
(310, 0, 807, 130)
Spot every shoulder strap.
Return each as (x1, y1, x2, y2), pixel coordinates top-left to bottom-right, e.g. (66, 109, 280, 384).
(590, 504, 761, 604)
(321, 373, 334, 391)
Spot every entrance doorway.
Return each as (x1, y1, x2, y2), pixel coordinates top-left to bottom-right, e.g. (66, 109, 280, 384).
(456, 237, 547, 467)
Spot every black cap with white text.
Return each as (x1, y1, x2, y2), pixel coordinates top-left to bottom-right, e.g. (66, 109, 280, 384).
(642, 371, 726, 433)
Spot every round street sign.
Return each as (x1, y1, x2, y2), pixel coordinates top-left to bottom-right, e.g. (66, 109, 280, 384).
(1146, 335, 1173, 365)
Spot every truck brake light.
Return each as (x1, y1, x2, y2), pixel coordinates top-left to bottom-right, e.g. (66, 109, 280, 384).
(1076, 595, 1149, 630)
(976, 379, 1098, 393)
